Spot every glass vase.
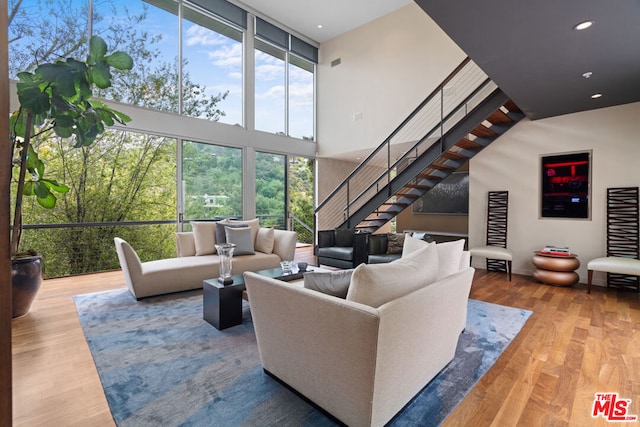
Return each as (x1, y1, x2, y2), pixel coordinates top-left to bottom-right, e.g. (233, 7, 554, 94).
(215, 243, 236, 285)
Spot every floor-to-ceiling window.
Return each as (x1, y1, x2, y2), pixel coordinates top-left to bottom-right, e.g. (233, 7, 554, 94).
(255, 151, 286, 228)
(181, 141, 242, 225)
(254, 40, 286, 135)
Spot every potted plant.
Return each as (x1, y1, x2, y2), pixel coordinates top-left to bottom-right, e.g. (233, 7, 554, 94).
(9, 36, 133, 317)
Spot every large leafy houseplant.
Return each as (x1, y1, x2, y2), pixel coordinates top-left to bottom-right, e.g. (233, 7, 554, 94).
(10, 35, 133, 257)
(9, 36, 133, 316)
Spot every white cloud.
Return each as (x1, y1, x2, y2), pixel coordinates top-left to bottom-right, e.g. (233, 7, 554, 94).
(185, 25, 226, 47)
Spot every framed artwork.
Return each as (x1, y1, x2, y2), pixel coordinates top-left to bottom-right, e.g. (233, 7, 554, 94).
(540, 151, 591, 219)
(412, 171, 469, 215)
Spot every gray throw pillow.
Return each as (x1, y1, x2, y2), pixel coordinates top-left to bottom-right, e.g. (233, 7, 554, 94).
(303, 269, 354, 299)
(215, 222, 246, 244)
(224, 226, 255, 256)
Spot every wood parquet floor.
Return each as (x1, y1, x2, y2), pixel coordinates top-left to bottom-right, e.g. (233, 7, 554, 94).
(11, 247, 640, 426)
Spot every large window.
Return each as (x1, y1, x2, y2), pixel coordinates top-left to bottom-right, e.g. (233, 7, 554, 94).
(182, 4, 243, 125)
(288, 56, 315, 140)
(182, 141, 243, 222)
(255, 40, 286, 134)
(93, 0, 180, 112)
(255, 152, 286, 228)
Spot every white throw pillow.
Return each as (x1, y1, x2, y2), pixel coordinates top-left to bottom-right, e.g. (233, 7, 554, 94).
(435, 239, 465, 280)
(225, 226, 255, 256)
(346, 243, 439, 308)
(402, 234, 431, 257)
(255, 227, 275, 254)
(190, 221, 217, 256)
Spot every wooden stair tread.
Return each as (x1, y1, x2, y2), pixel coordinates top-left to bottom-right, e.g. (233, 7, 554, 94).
(470, 124, 496, 138)
(430, 163, 455, 171)
(455, 137, 482, 149)
(440, 151, 467, 161)
(404, 183, 430, 190)
(394, 193, 419, 198)
(486, 109, 512, 125)
(503, 100, 522, 113)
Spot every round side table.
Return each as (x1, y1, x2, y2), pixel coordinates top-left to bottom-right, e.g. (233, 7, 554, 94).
(532, 251, 580, 286)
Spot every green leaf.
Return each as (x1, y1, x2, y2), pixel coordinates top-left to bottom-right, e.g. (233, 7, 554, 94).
(33, 181, 50, 199)
(10, 109, 28, 138)
(105, 52, 134, 70)
(26, 145, 44, 179)
(23, 181, 34, 196)
(36, 191, 57, 209)
(112, 110, 132, 124)
(18, 86, 50, 115)
(41, 179, 70, 194)
(90, 36, 108, 62)
(54, 125, 73, 138)
(89, 63, 112, 89)
(16, 72, 35, 83)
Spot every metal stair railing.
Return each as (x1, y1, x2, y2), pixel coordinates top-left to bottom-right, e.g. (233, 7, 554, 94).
(315, 57, 495, 232)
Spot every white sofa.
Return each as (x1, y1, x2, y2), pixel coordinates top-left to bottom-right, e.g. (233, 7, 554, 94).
(115, 227, 297, 299)
(244, 238, 473, 427)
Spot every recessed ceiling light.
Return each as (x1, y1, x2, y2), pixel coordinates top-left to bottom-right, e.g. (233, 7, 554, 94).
(574, 20, 594, 31)
(582, 71, 593, 79)
(591, 93, 603, 99)
(317, 24, 323, 29)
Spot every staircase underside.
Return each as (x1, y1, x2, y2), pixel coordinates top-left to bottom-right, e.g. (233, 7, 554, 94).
(341, 89, 525, 234)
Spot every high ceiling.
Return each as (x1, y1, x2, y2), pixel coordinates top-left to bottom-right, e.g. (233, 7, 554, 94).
(234, 0, 412, 44)
(235, 0, 640, 120)
(415, 0, 640, 120)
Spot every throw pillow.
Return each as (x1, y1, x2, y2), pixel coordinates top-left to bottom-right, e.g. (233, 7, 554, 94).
(224, 226, 255, 256)
(255, 227, 275, 254)
(402, 234, 431, 257)
(303, 269, 354, 299)
(346, 243, 439, 308)
(190, 221, 217, 255)
(386, 232, 405, 254)
(215, 222, 247, 244)
(225, 218, 260, 245)
(435, 239, 466, 280)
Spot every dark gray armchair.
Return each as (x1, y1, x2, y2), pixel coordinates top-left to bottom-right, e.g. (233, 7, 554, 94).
(316, 229, 369, 269)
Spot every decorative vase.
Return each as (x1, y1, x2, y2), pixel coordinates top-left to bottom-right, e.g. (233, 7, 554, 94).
(11, 254, 43, 318)
(215, 243, 236, 285)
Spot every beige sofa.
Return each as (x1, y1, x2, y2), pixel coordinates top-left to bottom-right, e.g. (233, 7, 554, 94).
(115, 227, 297, 299)
(244, 238, 473, 427)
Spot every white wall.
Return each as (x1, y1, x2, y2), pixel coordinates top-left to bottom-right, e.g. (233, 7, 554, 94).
(317, 3, 465, 158)
(469, 101, 640, 286)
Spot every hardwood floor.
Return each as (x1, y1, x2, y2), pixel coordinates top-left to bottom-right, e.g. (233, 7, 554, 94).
(12, 249, 640, 426)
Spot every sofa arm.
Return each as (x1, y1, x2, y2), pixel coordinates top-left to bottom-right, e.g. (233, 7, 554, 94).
(244, 272, 381, 426)
(114, 237, 143, 298)
(272, 229, 297, 261)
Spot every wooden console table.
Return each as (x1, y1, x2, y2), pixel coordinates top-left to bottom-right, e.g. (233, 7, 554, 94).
(532, 251, 580, 286)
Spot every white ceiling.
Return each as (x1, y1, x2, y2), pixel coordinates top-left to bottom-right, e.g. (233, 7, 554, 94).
(233, 0, 412, 44)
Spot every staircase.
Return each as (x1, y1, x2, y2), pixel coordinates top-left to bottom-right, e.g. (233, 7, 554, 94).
(315, 58, 525, 234)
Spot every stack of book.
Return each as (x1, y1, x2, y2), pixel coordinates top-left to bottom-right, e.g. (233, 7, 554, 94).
(540, 246, 571, 256)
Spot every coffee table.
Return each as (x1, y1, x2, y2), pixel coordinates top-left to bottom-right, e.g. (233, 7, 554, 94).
(203, 268, 305, 330)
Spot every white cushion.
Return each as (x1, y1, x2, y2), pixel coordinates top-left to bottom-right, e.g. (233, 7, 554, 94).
(190, 221, 217, 256)
(469, 245, 513, 261)
(401, 234, 432, 256)
(255, 227, 275, 254)
(588, 257, 640, 275)
(435, 239, 466, 280)
(225, 226, 255, 256)
(346, 243, 439, 308)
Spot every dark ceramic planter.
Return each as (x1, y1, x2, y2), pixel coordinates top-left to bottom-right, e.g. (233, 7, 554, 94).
(11, 254, 43, 318)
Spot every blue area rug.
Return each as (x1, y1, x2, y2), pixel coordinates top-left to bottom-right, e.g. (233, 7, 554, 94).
(74, 289, 531, 426)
